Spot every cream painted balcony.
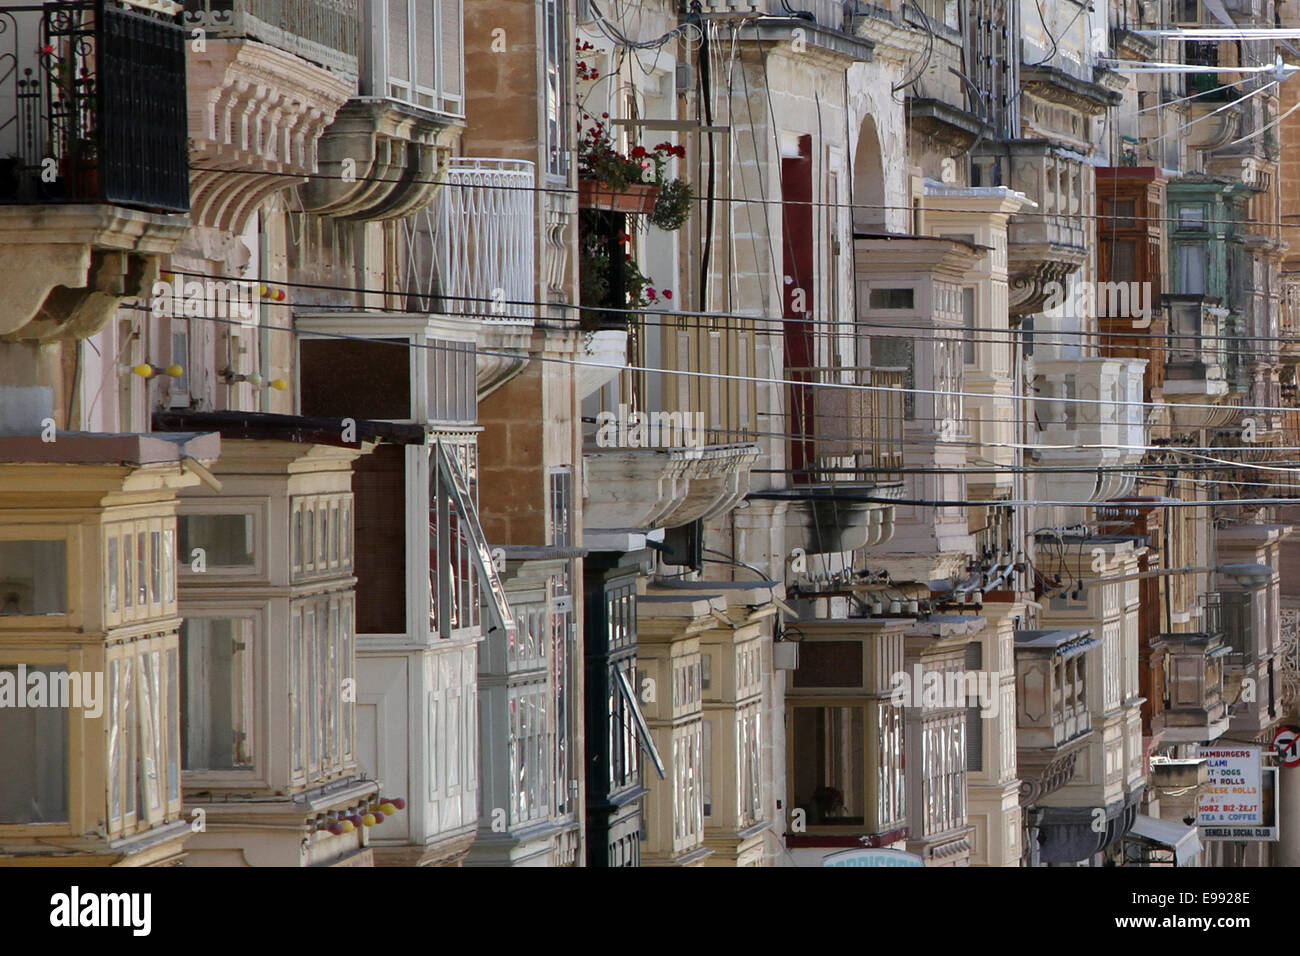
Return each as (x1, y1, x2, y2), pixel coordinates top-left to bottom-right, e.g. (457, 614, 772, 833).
(1030, 357, 1148, 502)
(406, 159, 537, 400)
(1013, 628, 1097, 807)
(783, 365, 905, 555)
(1163, 296, 1238, 430)
(582, 440, 760, 552)
(1159, 631, 1230, 745)
(973, 142, 1090, 316)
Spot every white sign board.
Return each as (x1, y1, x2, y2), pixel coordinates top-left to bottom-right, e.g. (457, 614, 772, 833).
(1198, 747, 1278, 840)
(821, 848, 925, 867)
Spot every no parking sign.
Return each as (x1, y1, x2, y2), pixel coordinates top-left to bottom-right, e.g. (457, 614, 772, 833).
(1273, 726, 1300, 768)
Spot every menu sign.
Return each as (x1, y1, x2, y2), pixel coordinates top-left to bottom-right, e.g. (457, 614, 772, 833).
(1198, 746, 1277, 840)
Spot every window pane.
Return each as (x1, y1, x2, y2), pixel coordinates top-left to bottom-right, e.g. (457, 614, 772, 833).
(123, 534, 132, 609)
(179, 514, 254, 568)
(166, 649, 179, 803)
(792, 706, 864, 825)
(107, 537, 119, 613)
(138, 651, 162, 815)
(0, 667, 68, 823)
(108, 660, 121, 822)
(181, 618, 253, 771)
(150, 532, 162, 605)
(0, 540, 67, 615)
(136, 532, 148, 606)
(291, 611, 303, 773)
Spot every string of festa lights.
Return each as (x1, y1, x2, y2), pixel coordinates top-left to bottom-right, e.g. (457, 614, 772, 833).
(123, 303, 1300, 467)
(153, 266, 1300, 353)
(114, 12, 1300, 510)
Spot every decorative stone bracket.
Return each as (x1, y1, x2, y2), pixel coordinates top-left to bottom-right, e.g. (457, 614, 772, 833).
(0, 205, 188, 342)
(298, 99, 461, 222)
(187, 40, 353, 232)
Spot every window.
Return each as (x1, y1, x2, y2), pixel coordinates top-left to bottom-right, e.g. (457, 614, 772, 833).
(962, 287, 976, 366)
(180, 617, 254, 772)
(1106, 239, 1138, 284)
(549, 468, 572, 548)
(428, 338, 476, 422)
(701, 718, 713, 819)
(871, 336, 916, 420)
(168, 323, 190, 408)
(1178, 205, 1207, 229)
(869, 288, 915, 310)
(738, 702, 762, 827)
(0, 666, 68, 823)
(1178, 245, 1207, 294)
(1108, 199, 1136, 228)
(878, 702, 904, 828)
(291, 595, 354, 783)
(431, 440, 480, 634)
(791, 705, 865, 825)
(552, 573, 574, 815)
(0, 540, 67, 615)
(544, 0, 569, 179)
(378, 0, 464, 115)
(509, 681, 551, 825)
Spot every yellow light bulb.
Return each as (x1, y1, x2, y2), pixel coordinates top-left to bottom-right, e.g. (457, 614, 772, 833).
(164, 364, 184, 379)
(269, 378, 289, 391)
(132, 363, 155, 379)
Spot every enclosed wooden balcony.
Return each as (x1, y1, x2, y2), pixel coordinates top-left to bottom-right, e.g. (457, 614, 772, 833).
(1013, 627, 1097, 806)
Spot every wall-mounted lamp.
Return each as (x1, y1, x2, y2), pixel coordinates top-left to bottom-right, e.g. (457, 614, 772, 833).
(220, 367, 288, 391)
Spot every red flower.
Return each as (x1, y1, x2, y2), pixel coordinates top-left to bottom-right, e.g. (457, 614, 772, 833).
(38, 44, 54, 55)
(646, 288, 657, 299)
(630, 145, 647, 158)
(663, 290, 673, 300)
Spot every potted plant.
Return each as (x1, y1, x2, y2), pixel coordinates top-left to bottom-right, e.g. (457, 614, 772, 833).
(577, 117, 662, 214)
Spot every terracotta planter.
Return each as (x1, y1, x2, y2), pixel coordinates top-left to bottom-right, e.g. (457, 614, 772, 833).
(578, 178, 660, 215)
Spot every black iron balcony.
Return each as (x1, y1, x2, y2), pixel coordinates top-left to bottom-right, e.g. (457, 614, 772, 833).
(0, 1, 188, 211)
(183, 0, 359, 75)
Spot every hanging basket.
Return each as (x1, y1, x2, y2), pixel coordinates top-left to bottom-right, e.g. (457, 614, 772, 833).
(578, 178, 660, 215)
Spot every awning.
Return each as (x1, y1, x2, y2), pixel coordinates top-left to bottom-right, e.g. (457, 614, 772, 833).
(1128, 814, 1203, 867)
(615, 667, 666, 780)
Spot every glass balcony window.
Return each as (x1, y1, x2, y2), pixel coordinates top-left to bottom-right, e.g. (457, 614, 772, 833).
(0, 540, 66, 616)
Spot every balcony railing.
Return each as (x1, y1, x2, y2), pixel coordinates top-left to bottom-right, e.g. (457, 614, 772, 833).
(183, 0, 359, 75)
(787, 366, 906, 486)
(0, 1, 189, 210)
(1281, 273, 1300, 350)
(406, 158, 535, 326)
(1204, 592, 1251, 664)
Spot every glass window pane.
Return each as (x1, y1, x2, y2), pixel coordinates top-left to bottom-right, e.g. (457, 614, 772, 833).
(0, 540, 67, 615)
(0, 667, 68, 823)
(138, 651, 162, 815)
(150, 532, 162, 605)
(108, 659, 121, 822)
(136, 532, 148, 606)
(181, 618, 253, 771)
(107, 537, 119, 613)
(178, 514, 254, 567)
(792, 706, 864, 825)
(166, 649, 179, 803)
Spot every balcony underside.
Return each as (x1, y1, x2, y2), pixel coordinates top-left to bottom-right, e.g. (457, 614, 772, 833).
(187, 39, 353, 232)
(583, 443, 760, 540)
(300, 98, 460, 222)
(786, 489, 900, 555)
(1007, 244, 1087, 317)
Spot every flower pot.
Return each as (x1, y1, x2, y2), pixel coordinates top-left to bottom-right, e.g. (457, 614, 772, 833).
(578, 178, 660, 215)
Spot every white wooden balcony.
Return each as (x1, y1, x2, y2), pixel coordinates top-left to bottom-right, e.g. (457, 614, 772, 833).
(1030, 357, 1148, 502)
(407, 158, 537, 398)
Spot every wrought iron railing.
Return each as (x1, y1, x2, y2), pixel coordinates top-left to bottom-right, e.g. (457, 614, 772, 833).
(1204, 591, 1251, 663)
(404, 157, 536, 325)
(788, 365, 906, 485)
(0, 1, 189, 210)
(182, 0, 358, 75)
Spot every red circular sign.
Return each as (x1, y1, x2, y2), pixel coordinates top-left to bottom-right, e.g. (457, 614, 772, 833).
(1273, 726, 1300, 768)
